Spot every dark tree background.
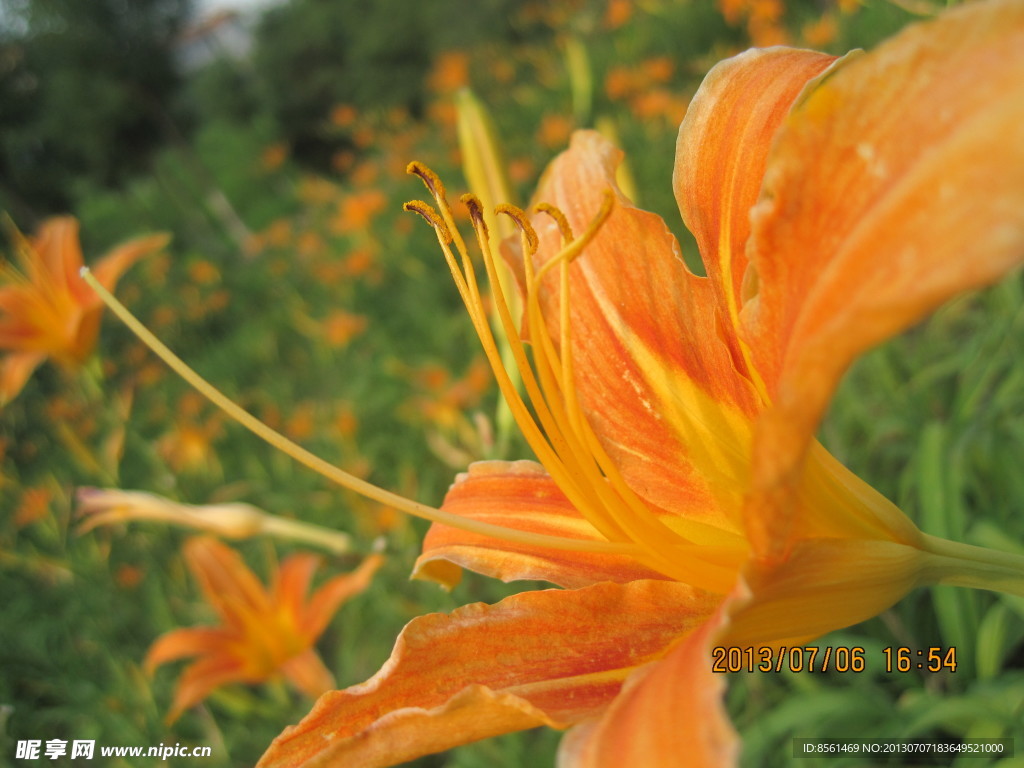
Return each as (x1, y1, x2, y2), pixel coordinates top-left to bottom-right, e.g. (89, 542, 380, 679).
(0, 0, 193, 222)
(0, 0, 535, 224)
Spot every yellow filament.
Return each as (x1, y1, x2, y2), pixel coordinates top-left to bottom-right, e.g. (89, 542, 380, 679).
(420, 195, 630, 547)
(470, 204, 634, 546)
(407, 172, 620, 546)
(79, 267, 638, 557)
(520, 199, 720, 581)
(408, 166, 740, 591)
(534, 203, 582, 440)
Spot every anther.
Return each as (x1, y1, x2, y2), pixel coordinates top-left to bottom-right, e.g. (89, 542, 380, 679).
(406, 161, 446, 201)
(403, 200, 452, 244)
(535, 203, 574, 245)
(460, 194, 488, 238)
(495, 204, 539, 256)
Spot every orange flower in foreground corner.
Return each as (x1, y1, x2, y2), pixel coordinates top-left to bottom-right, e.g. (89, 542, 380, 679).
(0, 217, 167, 404)
(146, 537, 382, 724)
(252, 3, 1024, 766)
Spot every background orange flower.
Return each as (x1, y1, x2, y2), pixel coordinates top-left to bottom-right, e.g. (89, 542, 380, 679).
(146, 537, 382, 723)
(0, 217, 167, 403)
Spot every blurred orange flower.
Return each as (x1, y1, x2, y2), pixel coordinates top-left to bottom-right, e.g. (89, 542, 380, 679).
(147, 536, 382, 723)
(321, 310, 368, 348)
(330, 189, 388, 235)
(537, 113, 575, 150)
(718, 0, 788, 45)
(603, 0, 632, 29)
(0, 217, 167, 404)
(261, 143, 289, 172)
(428, 50, 470, 94)
(14, 486, 53, 527)
(186, 259, 221, 286)
(329, 103, 358, 128)
(157, 395, 223, 475)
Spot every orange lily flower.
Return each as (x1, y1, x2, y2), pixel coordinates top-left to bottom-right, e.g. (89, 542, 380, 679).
(146, 536, 382, 723)
(253, 3, 1024, 766)
(0, 216, 167, 404)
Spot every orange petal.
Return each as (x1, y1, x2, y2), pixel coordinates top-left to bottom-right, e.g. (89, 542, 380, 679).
(85, 231, 169, 306)
(164, 654, 248, 724)
(741, 0, 1024, 553)
(144, 627, 234, 673)
(272, 551, 320, 623)
(26, 217, 82, 293)
(528, 131, 758, 531)
(0, 351, 45, 405)
(0, 283, 61, 352)
(558, 586, 744, 768)
(415, 461, 669, 589)
(300, 553, 383, 638)
(183, 536, 272, 623)
(279, 647, 336, 700)
(673, 47, 837, 350)
(258, 580, 719, 767)
(263, 685, 558, 768)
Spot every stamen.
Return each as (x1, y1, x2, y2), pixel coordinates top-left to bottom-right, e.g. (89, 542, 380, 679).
(428, 177, 737, 588)
(406, 161, 446, 200)
(466, 189, 638, 553)
(496, 205, 539, 255)
(416, 171, 631, 546)
(532, 189, 615, 284)
(534, 202, 574, 244)
(460, 194, 487, 237)
(402, 201, 451, 243)
(518, 198, 668, 554)
(79, 266, 639, 557)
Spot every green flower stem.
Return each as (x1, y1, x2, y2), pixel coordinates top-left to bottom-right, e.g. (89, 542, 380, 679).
(922, 533, 1024, 598)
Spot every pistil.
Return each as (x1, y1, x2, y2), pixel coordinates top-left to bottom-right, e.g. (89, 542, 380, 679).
(80, 267, 639, 558)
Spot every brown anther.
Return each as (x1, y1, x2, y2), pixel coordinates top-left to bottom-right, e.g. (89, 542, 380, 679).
(534, 203, 574, 246)
(406, 161, 446, 201)
(460, 194, 488, 238)
(496, 204, 539, 256)
(403, 200, 452, 244)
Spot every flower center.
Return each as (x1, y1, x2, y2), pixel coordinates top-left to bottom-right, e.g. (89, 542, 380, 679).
(405, 163, 740, 593)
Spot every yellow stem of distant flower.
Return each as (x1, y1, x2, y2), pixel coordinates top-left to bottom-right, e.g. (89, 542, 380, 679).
(260, 514, 354, 555)
(78, 489, 354, 555)
(80, 266, 639, 558)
